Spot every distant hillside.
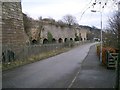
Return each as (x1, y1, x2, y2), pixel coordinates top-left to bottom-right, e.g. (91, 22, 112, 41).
(79, 25, 101, 40)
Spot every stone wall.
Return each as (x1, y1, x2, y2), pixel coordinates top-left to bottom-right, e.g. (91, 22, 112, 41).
(41, 24, 76, 43)
(79, 26, 91, 41)
(30, 19, 91, 44)
(2, 2, 28, 52)
(2, 1, 29, 62)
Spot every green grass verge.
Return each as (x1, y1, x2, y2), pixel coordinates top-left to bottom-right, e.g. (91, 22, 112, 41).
(2, 48, 71, 71)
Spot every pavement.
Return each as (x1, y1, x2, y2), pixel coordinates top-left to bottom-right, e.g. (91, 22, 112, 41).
(2, 43, 116, 88)
(71, 45, 116, 88)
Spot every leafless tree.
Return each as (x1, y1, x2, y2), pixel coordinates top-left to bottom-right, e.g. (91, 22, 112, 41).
(62, 14, 77, 26)
(105, 12, 120, 48)
(109, 12, 120, 36)
(105, 12, 120, 90)
(109, 11, 120, 90)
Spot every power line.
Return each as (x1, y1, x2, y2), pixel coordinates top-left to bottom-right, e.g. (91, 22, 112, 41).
(74, 0, 94, 16)
(75, 0, 119, 25)
(78, 0, 94, 22)
(78, 0, 108, 22)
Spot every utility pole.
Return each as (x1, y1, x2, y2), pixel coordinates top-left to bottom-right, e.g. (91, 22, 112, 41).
(91, 1, 103, 64)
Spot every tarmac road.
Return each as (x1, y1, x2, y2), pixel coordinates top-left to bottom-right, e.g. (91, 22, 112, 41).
(3, 43, 100, 88)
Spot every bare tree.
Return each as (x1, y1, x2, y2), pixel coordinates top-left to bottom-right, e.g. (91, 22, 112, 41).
(105, 12, 120, 90)
(109, 12, 120, 90)
(105, 12, 120, 48)
(62, 14, 77, 26)
(109, 12, 120, 36)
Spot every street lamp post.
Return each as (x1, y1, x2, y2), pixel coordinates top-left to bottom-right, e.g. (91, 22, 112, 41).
(91, 10, 103, 63)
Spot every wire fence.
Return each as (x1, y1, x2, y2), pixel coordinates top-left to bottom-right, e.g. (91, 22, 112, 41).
(2, 41, 90, 63)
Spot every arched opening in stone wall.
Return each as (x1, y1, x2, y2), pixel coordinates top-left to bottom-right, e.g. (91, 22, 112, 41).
(43, 38, 48, 44)
(58, 38, 63, 43)
(52, 38, 56, 43)
(70, 38, 73, 41)
(74, 38, 76, 41)
(74, 36, 80, 41)
(64, 38, 68, 43)
(81, 38, 83, 41)
(84, 38, 86, 41)
(32, 39, 38, 44)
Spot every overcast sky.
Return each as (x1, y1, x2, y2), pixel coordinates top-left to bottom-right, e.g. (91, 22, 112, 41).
(21, 0, 119, 29)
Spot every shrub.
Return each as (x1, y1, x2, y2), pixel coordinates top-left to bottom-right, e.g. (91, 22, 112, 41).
(47, 32, 53, 43)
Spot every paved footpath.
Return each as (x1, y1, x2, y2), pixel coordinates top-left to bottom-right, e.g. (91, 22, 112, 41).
(71, 45, 116, 88)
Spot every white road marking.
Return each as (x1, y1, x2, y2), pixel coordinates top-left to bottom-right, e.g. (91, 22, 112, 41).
(67, 70, 81, 89)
